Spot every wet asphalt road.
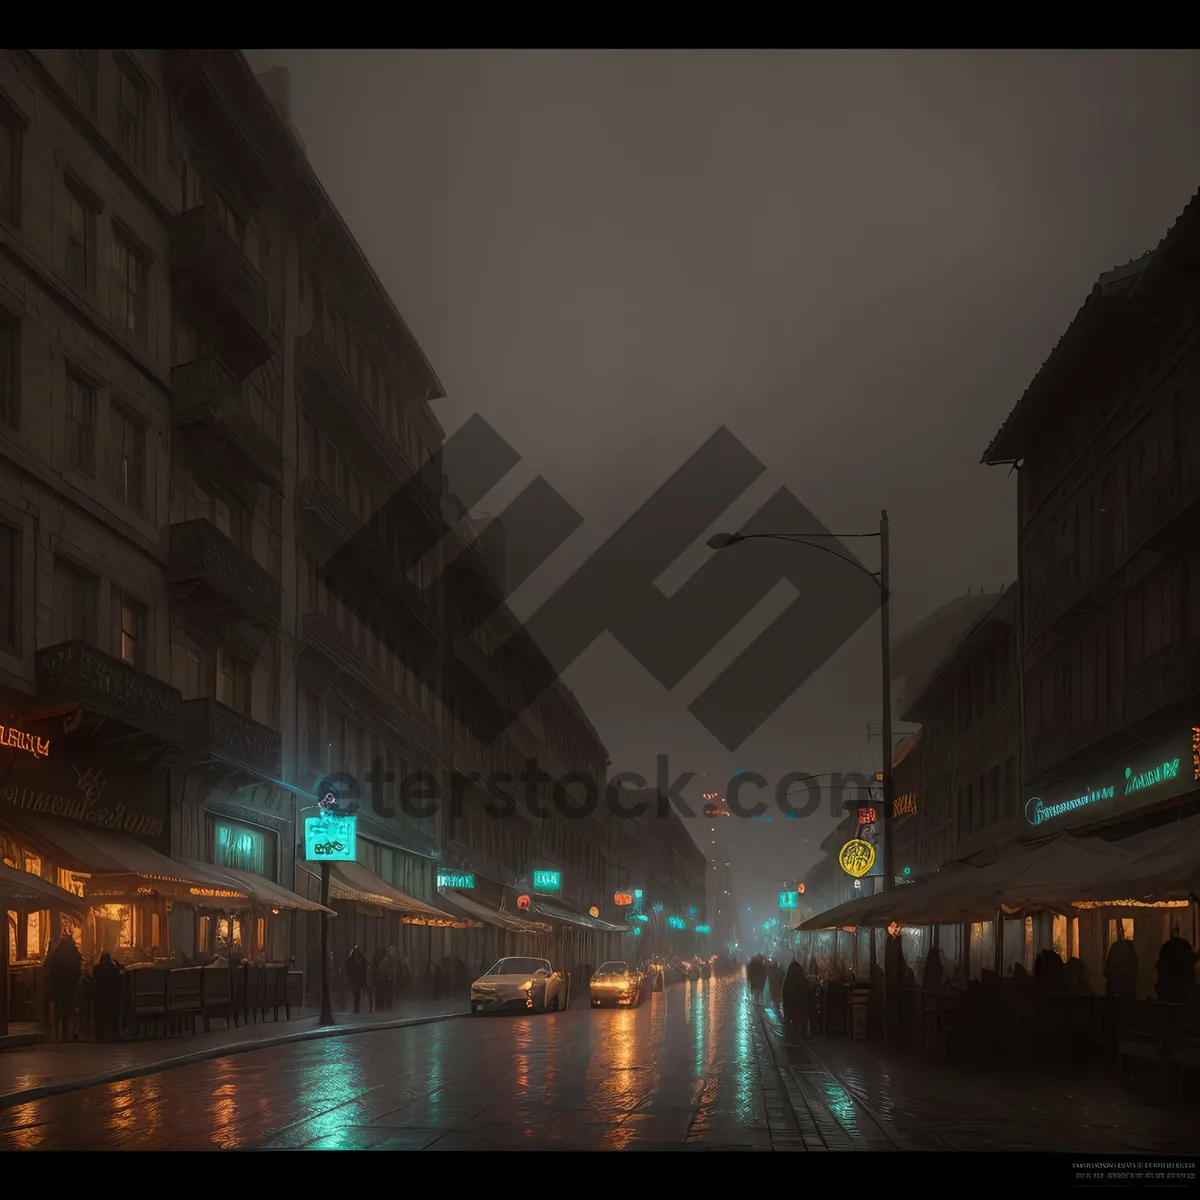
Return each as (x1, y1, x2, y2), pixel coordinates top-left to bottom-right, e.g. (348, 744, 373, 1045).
(2, 974, 789, 1151)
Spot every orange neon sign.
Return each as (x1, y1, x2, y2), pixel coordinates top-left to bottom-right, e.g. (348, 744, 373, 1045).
(0, 725, 51, 759)
(516, 894, 531, 910)
(613, 892, 633, 906)
(858, 807, 877, 825)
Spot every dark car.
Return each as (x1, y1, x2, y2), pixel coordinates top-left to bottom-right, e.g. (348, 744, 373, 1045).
(699, 957, 712, 980)
(680, 958, 699, 982)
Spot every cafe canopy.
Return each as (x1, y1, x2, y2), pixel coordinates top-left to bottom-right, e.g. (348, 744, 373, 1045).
(305, 860, 479, 928)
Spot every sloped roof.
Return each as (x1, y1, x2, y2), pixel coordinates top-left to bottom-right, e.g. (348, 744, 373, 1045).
(983, 185, 1200, 466)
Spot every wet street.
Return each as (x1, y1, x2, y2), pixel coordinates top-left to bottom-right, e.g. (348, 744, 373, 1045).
(3, 973, 1197, 1153)
(1, 974, 799, 1151)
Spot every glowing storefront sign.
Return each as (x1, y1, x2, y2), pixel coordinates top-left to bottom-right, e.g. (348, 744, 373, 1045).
(858, 807, 877, 825)
(893, 792, 918, 817)
(189, 887, 246, 899)
(588, 906, 600, 918)
(888, 921, 901, 936)
(533, 870, 561, 893)
(695, 925, 710, 934)
(1071, 899, 1188, 910)
(516, 894, 531, 910)
(778, 891, 798, 909)
(0, 725, 51, 759)
(633, 926, 641, 936)
(839, 839, 875, 879)
(630, 912, 649, 922)
(613, 892, 633, 906)
(1026, 729, 1199, 828)
(437, 871, 475, 889)
(304, 812, 357, 861)
(667, 915, 686, 930)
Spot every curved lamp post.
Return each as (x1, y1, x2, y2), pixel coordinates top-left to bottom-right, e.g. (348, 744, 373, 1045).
(706, 512, 895, 894)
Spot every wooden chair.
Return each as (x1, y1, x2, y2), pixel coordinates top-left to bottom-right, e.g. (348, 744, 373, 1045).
(166, 968, 203, 1036)
(131, 969, 169, 1039)
(201, 966, 234, 1031)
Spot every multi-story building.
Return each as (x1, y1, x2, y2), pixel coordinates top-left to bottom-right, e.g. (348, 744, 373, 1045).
(706, 853, 735, 947)
(984, 187, 1200, 990)
(0, 50, 627, 1029)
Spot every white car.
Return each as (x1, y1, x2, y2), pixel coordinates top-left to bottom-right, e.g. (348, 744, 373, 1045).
(470, 956, 567, 1014)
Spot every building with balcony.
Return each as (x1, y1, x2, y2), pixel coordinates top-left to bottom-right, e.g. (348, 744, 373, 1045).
(983, 185, 1200, 983)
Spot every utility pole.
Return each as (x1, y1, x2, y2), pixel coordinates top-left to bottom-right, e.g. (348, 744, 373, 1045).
(879, 509, 894, 893)
(319, 859, 333, 1026)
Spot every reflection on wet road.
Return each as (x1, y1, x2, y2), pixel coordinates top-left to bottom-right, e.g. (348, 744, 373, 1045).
(1, 974, 789, 1151)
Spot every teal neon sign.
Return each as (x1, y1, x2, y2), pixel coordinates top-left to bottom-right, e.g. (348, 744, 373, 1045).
(630, 912, 649, 922)
(695, 925, 710, 934)
(304, 813, 357, 861)
(633, 926, 641, 936)
(778, 891, 798, 909)
(437, 872, 475, 889)
(533, 870, 561, 893)
(1125, 758, 1180, 795)
(667, 916, 686, 930)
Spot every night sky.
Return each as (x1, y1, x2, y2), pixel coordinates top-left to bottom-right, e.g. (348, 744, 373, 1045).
(247, 49, 1200, 929)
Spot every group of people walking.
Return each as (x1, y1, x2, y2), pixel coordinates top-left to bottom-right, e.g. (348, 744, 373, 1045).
(746, 954, 821, 1037)
(43, 933, 123, 1043)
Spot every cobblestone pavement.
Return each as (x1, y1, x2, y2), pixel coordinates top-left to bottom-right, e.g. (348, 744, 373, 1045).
(0, 999, 467, 1105)
(761, 997, 1198, 1154)
(0, 974, 810, 1151)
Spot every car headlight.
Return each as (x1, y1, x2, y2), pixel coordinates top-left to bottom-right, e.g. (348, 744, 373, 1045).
(521, 980, 533, 991)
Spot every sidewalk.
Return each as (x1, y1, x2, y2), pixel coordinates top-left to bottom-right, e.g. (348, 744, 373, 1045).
(0, 998, 467, 1109)
(761, 1000, 1198, 1154)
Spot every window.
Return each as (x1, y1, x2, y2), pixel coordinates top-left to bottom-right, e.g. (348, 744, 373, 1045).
(70, 51, 97, 115)
(110, 233, 147, 344)
(0, 307, 18, 427)
(184, 635, 208, 699)
(305, 693, 322, 770)
(213, 820, 269, 877)
(53, 560, 98, 644)
(216, 648, 251, 715)
(64, 181, 96, 292)
(0, 523, 17, 653)
(110, 405, 146, 513)
(193, 477, 244, 548)
(0, 99, 20, 227)
(65, 369, 97, 477)
(115, 60, 146, 169)
(117, 591, 146, 668)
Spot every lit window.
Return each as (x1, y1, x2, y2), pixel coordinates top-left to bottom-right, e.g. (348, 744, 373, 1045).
(118, 593, 146, 668)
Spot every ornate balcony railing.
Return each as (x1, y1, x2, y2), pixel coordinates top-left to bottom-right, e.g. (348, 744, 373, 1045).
(171, 207, 272, 378)
(169, 518, 281, 626)
(171, 357, 283, 492)
(178, 696, 281, 780)
(35, 641, 181, 745)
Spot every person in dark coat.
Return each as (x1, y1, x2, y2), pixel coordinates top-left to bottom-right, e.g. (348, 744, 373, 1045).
(46, 933, 82, 1041)
(1034, 947, 1067, 992)
(781, 960, 807, 1033)
(345, 946, 369, 1013)
(92, 952, 123, 1041)
(1104, 925, 1138, 999)
(1155, 927, 1196, 1004)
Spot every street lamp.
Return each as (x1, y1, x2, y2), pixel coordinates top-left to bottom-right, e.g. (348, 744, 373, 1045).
(706, 511, 895, 893)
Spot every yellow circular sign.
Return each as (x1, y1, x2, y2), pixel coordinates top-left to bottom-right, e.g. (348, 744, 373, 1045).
(588, 906, 600, 918)
(839, 839, 876, 879)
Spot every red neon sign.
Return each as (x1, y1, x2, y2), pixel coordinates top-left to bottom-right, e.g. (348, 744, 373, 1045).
(516, 894, 531, 910)
(858, 807, 877, 826)
(613, 892, 633, 906)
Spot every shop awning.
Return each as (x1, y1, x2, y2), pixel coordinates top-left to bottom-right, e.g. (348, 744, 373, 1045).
(181, 860, 335, 916)
(0, 863, 84, 910)
(531, 898, 629, 933)
(305, 860, 477, 928)
(6, 816, 249, 908)
(437, 887, 551, 935)
(1072, 812, 1200, 906)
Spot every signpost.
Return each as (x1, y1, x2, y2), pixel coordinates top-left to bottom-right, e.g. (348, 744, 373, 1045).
(306, 783, 357, 1027)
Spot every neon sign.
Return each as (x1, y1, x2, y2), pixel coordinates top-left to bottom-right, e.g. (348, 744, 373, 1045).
(858, 807, 877, 825)
(1026, 787, 1114, 826)
(304, 812, 357, 861)
(667, 915, 686, 930)
(1124, 759, 1180, 795)
(888, 921, 901, 936)
(588, 906, 600, 918)
(893, 792, 917, 817)
(839, 839, 875, 878)
(630, 912, 649, 922)
(778, 891, 798, 909)
(613, 892, 633, 906)
(0, 725, 51, 759)
(516, 894, 531, 910)
(533, 870, 561, 893)
(437, 872, 475, 889)
(695, 925, 710, 934)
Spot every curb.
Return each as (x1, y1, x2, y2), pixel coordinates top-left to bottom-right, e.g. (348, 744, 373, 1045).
(0, 1009, 469, 1111)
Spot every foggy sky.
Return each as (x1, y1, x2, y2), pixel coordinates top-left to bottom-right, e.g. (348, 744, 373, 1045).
(249, 49, 1200, 908)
